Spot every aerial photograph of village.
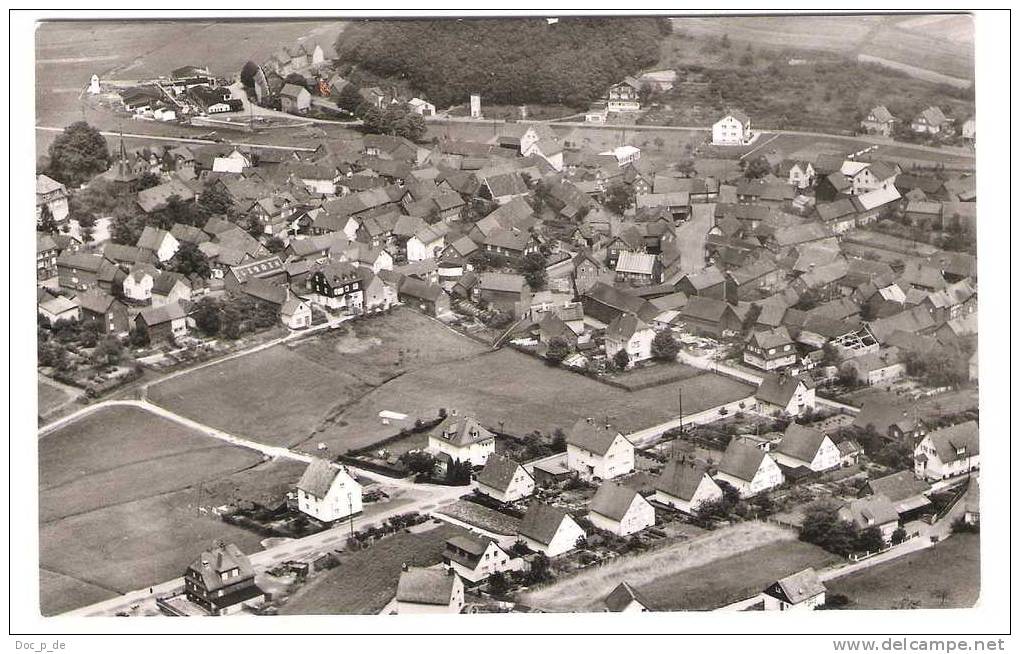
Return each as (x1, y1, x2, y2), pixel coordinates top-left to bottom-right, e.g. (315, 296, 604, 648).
(33, 12, 982, 622)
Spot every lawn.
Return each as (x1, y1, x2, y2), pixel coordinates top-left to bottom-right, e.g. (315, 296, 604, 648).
(637, 539, 842, 611)
(38, 569, 119, 616)
(517, 521, 812, 612)
(437, 500, 522, 536)
(39, 405, 265, 522)
(828, 534, 979, 609)
(147, 309, 486, 451)
(37, 377, 72, 416)
(312, 346, 754, 452)
(607, 362, 704, 391)
(278, 523, 471, 615)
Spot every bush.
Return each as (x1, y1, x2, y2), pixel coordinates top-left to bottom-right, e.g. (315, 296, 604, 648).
(951, 517, 979, 534)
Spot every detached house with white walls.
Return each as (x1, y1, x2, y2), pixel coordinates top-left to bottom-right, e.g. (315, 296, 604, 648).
(588, 482, 655, 537)
(565, 418, 635, 481)
(771, 424, 841, 473)
(712, 110, 753, 146)
(443, 534, 523, 585)
(474, 454, 535, 503)
(914, 421, 979, 481)
(516, 502, 586, 557)
(427, 413, 496, 467)
(295, 459, 364, 523)
(653, 458, 724, 515)
(755, 373, 816, 417)
(715, 437, 784, 498)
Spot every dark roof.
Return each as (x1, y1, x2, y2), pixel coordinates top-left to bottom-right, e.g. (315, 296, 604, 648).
(604, 581, 651, 612)
(566, 418, 626, 456)
(138, 301, 189, 326)
(296, 459, 344, 497)
(589, 482, 644, 522)
(654, 459, 713, 501)
(187, 543, 255, 593)
(432, 415, 494, 448)
(396, 567, 457, 606)
(775, 424, 828, 464)
(476, 454, 530, 492)
(926, 421, 979, 464)
(755, 373, 808, 407)
(866, 470, 931, 504)
(518, 502, 573, 545)
(678, 296, 735, 324)
(718, 438, 769, 482)
(767, 568, 826, 605)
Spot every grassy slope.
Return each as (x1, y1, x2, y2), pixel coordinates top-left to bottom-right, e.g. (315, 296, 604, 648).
(828, 533, 979, 609)
(278, 523, 470, 615)
(38, 378, 72, 415)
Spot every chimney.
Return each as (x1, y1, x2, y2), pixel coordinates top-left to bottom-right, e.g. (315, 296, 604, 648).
(447, 566, 455, 576)
(451, 408, 458, 417)
(401, 563, 409, 572)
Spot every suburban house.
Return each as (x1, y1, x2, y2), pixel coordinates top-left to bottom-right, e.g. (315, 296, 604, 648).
(407, 224, 449, 262)
(408, 97, 436, 116)
(588, 482, 656, 537)
(442, 534, 523, 585)
(135, 302, 191, 342)
(309, 261, 365, 313)
(427, 413, 496, 467)
(280, 83, 312, 115)
(122, 264, 158, 302)
(761, 568, 826, 611)
(77, 290, 130, 336)
(474, 454, 535, 503)
(565, 418, 635, 481)
(771, 424, 841, 473)
(652, 458, 723, 514)
(840, 347, 906, 386)
(151, 271, 192, 308)
(604, 582, 652, 612)
(615, 251, 661, 286)
(911, 106, 953, 135)
(743, 326, 797, 371)
(860, 105, 898, 136)
(137, 226, 181, 263)
(606, 77, 642, 112)
(755, 373, 816, 417)
(715, 437, 784, 498)
(838, 495, 900, 543)
(712, 111, 753, 146)
(38, 293, 80, 325)
(516, 502, 586, 557)
(37, 174, 69, 224)
(865, 471, 932, 519)
(914, 421, 979, 481)
(178, 544, 264, 616)
(472, 272, 531, 314)
(281, 297, 312, 329)
(37, 233, 61, 282)
(394, 566, 464, 614)
(295, 459, 364, 523)
(604, 312, 654, 366)
(397, 276, 450, 317)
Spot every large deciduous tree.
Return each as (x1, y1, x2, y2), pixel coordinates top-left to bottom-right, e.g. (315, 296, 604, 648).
(47, 121, 110, 187)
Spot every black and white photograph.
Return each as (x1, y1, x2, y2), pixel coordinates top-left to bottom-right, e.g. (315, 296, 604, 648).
(10, 6, 1013, 648)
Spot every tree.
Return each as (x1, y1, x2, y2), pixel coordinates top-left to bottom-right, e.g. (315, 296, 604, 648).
(110, 204, 146, 245)
(37, 204, 58, 234)
(743, 155, 772, 179)
(651, 330, 680, 362)
(265, 236, 286, 254)
(399, 451, 437, 477)
(612, 348, 630, 370)
(129, 322, 150, 348)
(487, 571, 510, 596)
(153, 194, 204, 229)
(198, 183, 234, 216)
(799, 504, 859, 556)
(741, 303, 762, 334)
(47, 121, 110, 187)
(240, 61, 260, 89)
(92, 336, 125, 367)
(545, 337, 571, 365)
(336, 84, 364, 113)
(855, 526, 886, 554)
(192, 297, 222, 336)
(890, 527, 908, 545)
(519, 253, 547, 291)
(524, 552, 551, 585)
(603, 183, 634, 215)
(170, 242, 211, 278)
(135, 171, 161, 191)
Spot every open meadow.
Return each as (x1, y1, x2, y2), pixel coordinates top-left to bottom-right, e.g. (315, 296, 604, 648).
(828, 534, 979, 609)
(37, 377, 73, 417)
(278, 522, 471, 615)
(38, 405, 309, 615)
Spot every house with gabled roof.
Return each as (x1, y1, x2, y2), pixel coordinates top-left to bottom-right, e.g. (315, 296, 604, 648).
(137, 226, 180, 263)
(861, 105, 898, 136)
(712, 110, 753, 146)
(914, 421, 979, 481)
(715, 437, 784, 498)
(607, 76, 642, 112)
(761, 568, 826, 611)
(755, 372, 815, 417)
(38, 292, 80, 326)
(676, 266, 727, 300)
(427, 413, 495, 467)
(135, 301, 191, 342)
(77, 290, 130, 335)
(743, 326, 796, 371)
(565, 418, 634, 480)
(395, 566, 464, 614)
(653, 458, 723, 515)
(604, 581, 652, 612)
(604, 312, 654, 366)
(443, 534, 523, 585)
(588, 482, 655, 537)
(151, 271, 192, 308)
(517, 502, 586, 557)
(172, 543, 264, 616)
(296, 459, 363, 522)
(676, 296, 742, 339)
(474, 454, 534, 503)
(911, 106, 953, 135)
(772, 424, 840, 473)
(839, 495, 900, 542)
(864, 471, 932, 518)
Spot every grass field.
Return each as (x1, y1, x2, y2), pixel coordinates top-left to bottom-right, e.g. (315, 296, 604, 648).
(517, 521, 812, 611)
(148, 310, 486, 450)
(638, 539, 842, 611)
(828, 534, 979, 609)
(278, 523, 470, 615)
(37, 405, 303, 615)
(37, 377, 73, 416)
(607, 362, 704, 391)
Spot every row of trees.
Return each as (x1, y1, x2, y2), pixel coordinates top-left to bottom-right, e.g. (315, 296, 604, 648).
(335, 17, 667, 109)
(799, 504, 905, 557)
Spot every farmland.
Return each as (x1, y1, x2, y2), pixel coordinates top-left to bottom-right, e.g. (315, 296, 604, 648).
(278, 522, 471, 615)
(147, 309, 486, 450)
(37, 405, 307, 615)
(37, 377, 74, 418)
(517, 521, 824, 611)
(828, 534, 979, 609)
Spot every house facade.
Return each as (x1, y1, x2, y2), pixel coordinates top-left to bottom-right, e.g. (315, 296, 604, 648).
(427, 414, 496, 467)
(443, 535, 523, 585)
(474, 454, 535, 503)
(653, 459, 723, 515)
(565, 419, 635, 481)
(517, 502, 586, 557)
(588, 483, 656, 537)
(914, 421, 979, 481)
(715, 438, 784, 498)
(296, 459, 364, 523)
(181, 544, 265, 616)
(394, 567, 465, 614)
(712, 111, 752, 146)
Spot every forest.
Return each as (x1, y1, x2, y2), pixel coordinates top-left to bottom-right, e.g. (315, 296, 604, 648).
(334, 17, 669, 109)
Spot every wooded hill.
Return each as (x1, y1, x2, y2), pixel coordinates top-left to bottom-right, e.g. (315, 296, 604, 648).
(334, 17, 669, 108)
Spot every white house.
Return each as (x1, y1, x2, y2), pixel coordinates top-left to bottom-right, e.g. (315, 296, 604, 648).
(604, 312, 654, 367)
(715, 437, 784, 498)
(712, 110, 753, 146)
(761, 568, 826, 611)
(443, 534, 524, 585)
(600, 145, 641, 166)
(754, 373, 816, 417)
(474, 454, 535, 503)
(914, 421, 979, 481)
(295, 459, 363, 523)
(565, 418, 635, 481)
(137, 226, 180, 263)
(394, 566, 464, 614)
(588, 482, 655, 537)
(652, 458, 723, 515)
(911, 106, 952, 135)
(37, 174, 70, 224)
(516, 502, 586, 557)
(122, 264, 158, 302)
(743, 326, 797, 371)
(771, 424, 841, 473)
(427, 413, 496, 467)
(838, 495, 900, 542)
(604, 582, 651, 612)
(408, 97, 436, 116)
(407, 224, 448, 262)
(281, 296, 312, 329)
(606, 77, 642, 112)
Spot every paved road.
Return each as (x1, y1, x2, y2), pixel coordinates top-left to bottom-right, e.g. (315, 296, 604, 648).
(35, 126, 319, 152)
